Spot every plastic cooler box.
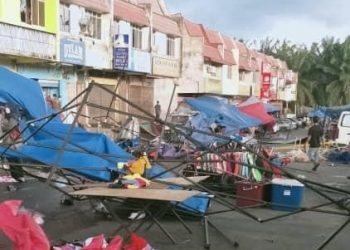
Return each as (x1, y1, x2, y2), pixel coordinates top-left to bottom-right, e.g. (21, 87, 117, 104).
(236, 182, 265, 207)
(270, 178, 304, 211)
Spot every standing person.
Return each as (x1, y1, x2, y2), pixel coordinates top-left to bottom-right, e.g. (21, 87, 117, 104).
(51, 93, 61, 112)
(154, 100, 161, 120)
(1, 107, 25, 182)
(305, 116, 324, 171)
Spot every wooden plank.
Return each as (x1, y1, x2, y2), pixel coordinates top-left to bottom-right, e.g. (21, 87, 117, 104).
(154, 176, 209, 186)
(72, 176, 209, 189)
(71, 188, 200, 202)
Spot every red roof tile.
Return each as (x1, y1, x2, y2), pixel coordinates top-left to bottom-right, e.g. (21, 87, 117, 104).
(203, 45, 224, 64)
(62, 0, 110, 13)
(201, 25, 222, 44)
(135, 0, 164, 15)
(184, 20, 203, 37)
(153, 13, 181, 37)
(235, 41, 250, 56)
(249, 49, 259, 59)
(251, 58, 260, 71)
(223, 49, 236, 65)
(114, 0, 149, 26)
(239, 56, 252, 71)
(222, 35, 235, 50)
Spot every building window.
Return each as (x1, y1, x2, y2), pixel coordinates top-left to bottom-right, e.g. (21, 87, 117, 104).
(239, 71, 245, 81)
(60, 3, 70, 32)
(167, 36, 175, 57)
(206, 65, 217, 77)
(79, 10, 101, 39)
(341, 114, 350, 127)
(132, 25, 142, 49)
(227, 65, 232, 79)
(20, 0, 45, 27)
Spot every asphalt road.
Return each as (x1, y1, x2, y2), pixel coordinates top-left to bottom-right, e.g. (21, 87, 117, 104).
(0, 161, 350, 250)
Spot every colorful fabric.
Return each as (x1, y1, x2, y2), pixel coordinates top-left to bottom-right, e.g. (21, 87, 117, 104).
(128, 155, 151, 175)
(0, 200, 50, 250)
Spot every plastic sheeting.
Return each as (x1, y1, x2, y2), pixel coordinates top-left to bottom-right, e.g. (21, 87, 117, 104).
(0, 67, 47, 119)
(185, 96, 262, 129)
(308, 109, 326, 118)
(238, 102, 276, 125)
(0, 67, 132, 181)
(238, 96, 280, 113)
(309, 105, 350, 119)
(0, 68, 209, 214)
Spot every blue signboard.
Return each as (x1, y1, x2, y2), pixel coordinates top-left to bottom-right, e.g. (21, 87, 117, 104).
(113, 34, 129, 69)
(60, 39, 85, 65)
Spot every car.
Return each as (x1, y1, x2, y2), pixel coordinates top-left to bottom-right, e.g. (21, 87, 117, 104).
(287, 118, 300, 129)
(277, 119, 293, 131)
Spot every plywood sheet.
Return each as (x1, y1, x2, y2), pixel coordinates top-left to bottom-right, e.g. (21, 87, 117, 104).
(71, 188, 200, 202)
(154, 176, 209, 186)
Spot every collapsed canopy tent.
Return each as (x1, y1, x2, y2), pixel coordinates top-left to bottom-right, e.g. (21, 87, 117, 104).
(264, 103, 280, 113)
(184, 96, 262, 129)
(238, 102, 275, 125)
(0, 67, 47, 119)
(238, 96, 280, 113)
(0, 67, 209, 214)
(308, 109, 325, 118)
(0, 67, 132, 181)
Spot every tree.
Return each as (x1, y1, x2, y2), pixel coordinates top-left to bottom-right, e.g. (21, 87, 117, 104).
(259, 36, 350, 107)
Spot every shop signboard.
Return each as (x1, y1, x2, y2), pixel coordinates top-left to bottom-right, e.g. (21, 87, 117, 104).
(260, 72, 271, 99)
(60, 39, 85, 65)
(152, 56, 180, 77)
(113, 34, 129, 69)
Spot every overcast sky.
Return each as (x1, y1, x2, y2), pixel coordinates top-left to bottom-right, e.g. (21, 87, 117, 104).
(165, 0, 349, 46)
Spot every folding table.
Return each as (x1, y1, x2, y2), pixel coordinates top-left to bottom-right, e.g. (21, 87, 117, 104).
(71, 187, 201, 244)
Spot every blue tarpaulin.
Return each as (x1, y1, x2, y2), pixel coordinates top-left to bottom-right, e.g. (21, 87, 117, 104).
(185, 96, 262, 129)
(0, 67, 47, 119)
(308, 109, 326, 118)
(0, 67, 132, 181)
(0, 67, 209, 213)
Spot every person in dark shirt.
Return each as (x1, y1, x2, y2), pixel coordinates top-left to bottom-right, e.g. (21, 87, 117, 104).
(305, 116, 324, 171)
(154, 100, 161, 120)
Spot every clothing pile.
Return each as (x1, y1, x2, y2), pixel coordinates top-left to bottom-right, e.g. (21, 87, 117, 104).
(109, 173, 150, 189)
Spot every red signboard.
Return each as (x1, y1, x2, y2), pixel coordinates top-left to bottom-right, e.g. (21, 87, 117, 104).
(260, 72, 271, 99)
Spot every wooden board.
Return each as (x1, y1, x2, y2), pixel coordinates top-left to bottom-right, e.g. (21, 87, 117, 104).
(72, 176, 210, 189)
(71, 188, 200, 202)
(153, 176, 210, 186)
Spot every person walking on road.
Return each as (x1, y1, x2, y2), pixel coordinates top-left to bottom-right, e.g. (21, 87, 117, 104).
(154, 101, 161, 120)
(305, 116, 324, 171)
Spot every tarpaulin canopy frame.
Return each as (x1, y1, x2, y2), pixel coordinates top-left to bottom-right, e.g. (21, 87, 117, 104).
(84, 83, 350, 249)
(1, 68, 349, 249)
